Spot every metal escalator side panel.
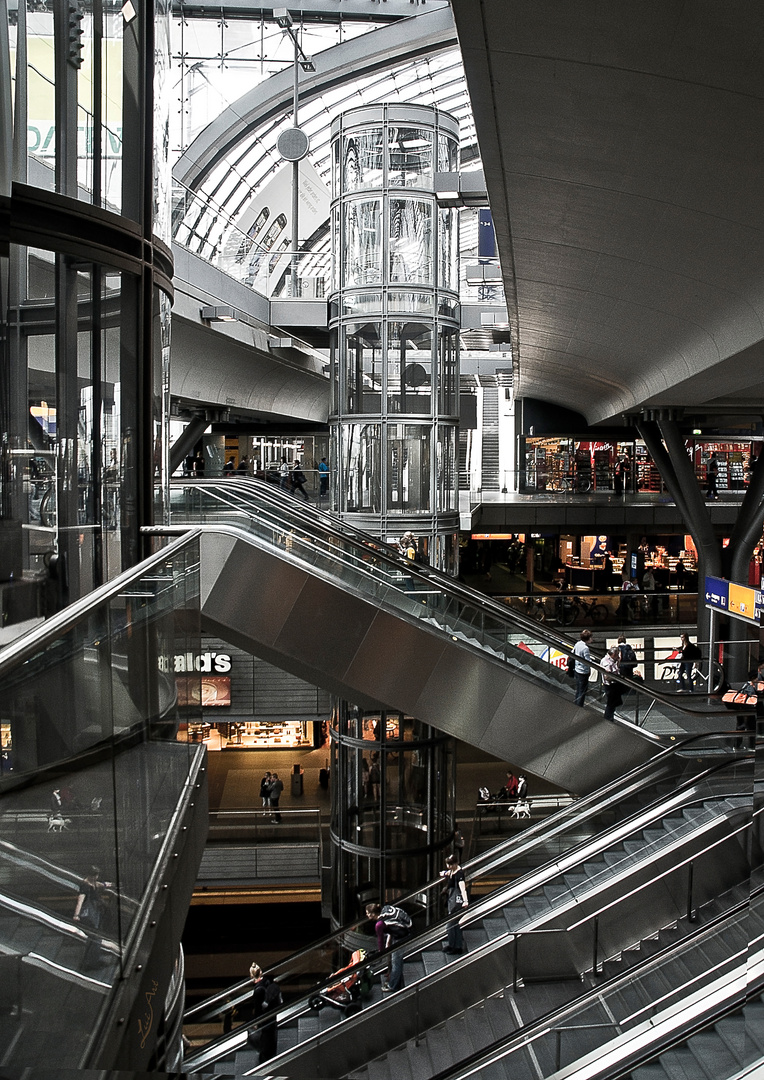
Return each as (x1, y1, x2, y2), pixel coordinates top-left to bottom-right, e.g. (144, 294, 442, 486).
(199, 530, 654, 794)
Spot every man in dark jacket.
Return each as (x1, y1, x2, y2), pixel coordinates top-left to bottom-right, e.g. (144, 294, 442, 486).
(268, 773, 284, 822)
(677, 633, 702, 693)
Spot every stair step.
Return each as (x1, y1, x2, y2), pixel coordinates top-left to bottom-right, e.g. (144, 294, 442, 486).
(404, 1038, 434, 1078)
(367, 1057, 392, 1080)
(687, 1031, 740, 1075)
(445, 1013, 476, 1065)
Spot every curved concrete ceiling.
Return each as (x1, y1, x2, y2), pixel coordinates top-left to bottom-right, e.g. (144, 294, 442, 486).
(452, 0, 764, 424)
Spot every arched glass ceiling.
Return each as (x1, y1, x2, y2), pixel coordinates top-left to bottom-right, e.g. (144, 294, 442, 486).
(171, 15, 387, 157)
(178, 45, 476, 242)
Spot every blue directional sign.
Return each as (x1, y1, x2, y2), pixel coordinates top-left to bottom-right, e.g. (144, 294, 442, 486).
(704, 576, 729, 613)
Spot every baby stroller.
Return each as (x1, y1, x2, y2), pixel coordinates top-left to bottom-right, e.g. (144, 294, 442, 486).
(309, 949, 372, 1017)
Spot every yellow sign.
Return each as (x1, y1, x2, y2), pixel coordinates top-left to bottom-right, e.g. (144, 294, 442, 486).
(729, 582, 761, 621)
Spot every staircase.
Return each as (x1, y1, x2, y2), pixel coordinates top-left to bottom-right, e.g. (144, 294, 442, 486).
(480, 382, 500, 491)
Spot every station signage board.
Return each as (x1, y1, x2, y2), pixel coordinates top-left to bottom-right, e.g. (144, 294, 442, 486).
(704, 576, 729, 613)
(705, 576, 763, 623)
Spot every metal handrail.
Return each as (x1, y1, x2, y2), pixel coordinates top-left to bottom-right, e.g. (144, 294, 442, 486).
(0, 530, 200, 678)
(182, 744, 750, 1050)
(184, 756, 755, 1072)
(166, 480, 725, 717)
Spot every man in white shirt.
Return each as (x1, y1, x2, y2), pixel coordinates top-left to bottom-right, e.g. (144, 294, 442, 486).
(573, 629, 593, 706)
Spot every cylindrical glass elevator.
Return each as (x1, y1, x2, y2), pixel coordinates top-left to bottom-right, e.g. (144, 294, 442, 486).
(329, 104, 460, 573)
(329, 702, 455, 925)
(327, 105, 461, 924)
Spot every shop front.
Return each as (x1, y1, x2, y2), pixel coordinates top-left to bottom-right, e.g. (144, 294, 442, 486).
(175, 639, 330, 751)
(519, 435, 762, 497)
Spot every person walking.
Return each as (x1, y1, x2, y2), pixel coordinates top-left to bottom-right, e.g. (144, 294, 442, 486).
(706, 452, 719, 499)
(677, 632, 702, 693)
(291, 460, 309, 501)
(573, 629, 593, 707)
(318, 457, 329, 498)
(440, 854, 469, 955)
(366, 902, 412, 992)
(278, 456, 291, 490)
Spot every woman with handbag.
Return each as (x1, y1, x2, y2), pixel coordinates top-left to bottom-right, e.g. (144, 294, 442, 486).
(440, 854, 469, 955)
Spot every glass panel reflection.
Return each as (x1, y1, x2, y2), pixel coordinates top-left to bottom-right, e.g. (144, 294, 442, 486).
(342, 129, 384, 192)
(343, 322, 382, 414)
(341, 424, 382, 513)
(388, 127, 433, 188)
(343, 198, 383, 287)
(387, 321, 432, 414)
(389, 198, 433, 284)
(387, 424, 431, 513)
(0, 536, 202, 1069)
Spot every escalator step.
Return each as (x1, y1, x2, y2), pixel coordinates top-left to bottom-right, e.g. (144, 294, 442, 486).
(366, 1057, 393, 1080)
(422, 949, 450, 975)
(462, 929, 484, 951)
(688, 1031, 740, 1075)
(657, 1046, 715, 1079)
(427, 1025, 456, 1074)
(445, 1013, 477, 1062)
(630, 1064, 672, 1079)
(387, 1044, 416, 1080)
(298, 1015, 321, 1041)
(742, 1001, 764, 1052)
(466, 1001, 497, 1053)
(404, 1038, 434, 1078)
(515, 980, 578, 1025)
(522, 896, 552, 919)
(482, 916, 510, 938)
(542, 883, 571, 903)
(484, 993, 513, 1040)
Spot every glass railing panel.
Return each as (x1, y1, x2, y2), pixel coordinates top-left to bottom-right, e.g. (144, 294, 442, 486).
(183, 745, 749, 1061)
(0, 535, 204, 1070)
(454, 908, 751, 1080)
(167, 480, 734, 742)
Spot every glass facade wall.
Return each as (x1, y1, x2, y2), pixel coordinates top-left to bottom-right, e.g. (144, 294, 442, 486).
(2, 0, 172, 608)
(329, 104, 460, 567)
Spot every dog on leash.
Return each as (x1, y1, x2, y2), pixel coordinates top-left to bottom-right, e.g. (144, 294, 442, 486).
(510, 800, 531, 819)
(48, 812, 71, 832)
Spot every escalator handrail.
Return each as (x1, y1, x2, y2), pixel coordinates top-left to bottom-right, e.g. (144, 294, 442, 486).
(175, 477, 715, 704)
(0, 530, 200, 678)
(182, 734, 746, 1023)
(425, 886, 764, 1080)
(157, 499, 718, 720)
(185, 772, 758, 1072)
(175, 478, 695, 685)
(183, 745, 752, 1034)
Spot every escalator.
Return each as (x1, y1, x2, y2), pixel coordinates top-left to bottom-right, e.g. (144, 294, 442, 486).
(161, 479, 728, 795)
(0, 534, 208, 1072)
(181, 744, 760, 1078)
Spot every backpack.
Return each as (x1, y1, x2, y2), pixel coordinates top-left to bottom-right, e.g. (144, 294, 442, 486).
(619, 643, 637, 674)
(566, 653, 576, 677)
(380, 904, 412, 939)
